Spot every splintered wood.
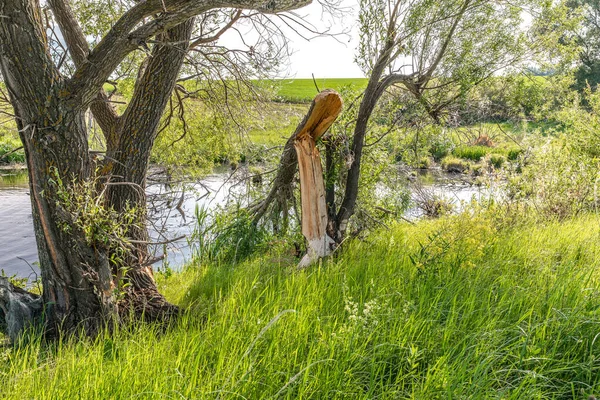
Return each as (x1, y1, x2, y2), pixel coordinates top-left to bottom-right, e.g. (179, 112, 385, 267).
(294, 90, 343, 268)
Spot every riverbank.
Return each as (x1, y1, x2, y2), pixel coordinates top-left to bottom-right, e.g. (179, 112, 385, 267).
(2, 211, 599, 398)
(0, 166, 496, 279)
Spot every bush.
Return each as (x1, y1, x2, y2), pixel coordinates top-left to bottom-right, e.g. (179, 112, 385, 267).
(452, 146, 490, 161)
(505, 143, 600, 218)
(441, 156, 469, 173)
(415, 156, 432, 169)
(192, 206, 273, 265)
(428, 133, 454, 161)
(0, 128, 24, 164)
(489, 154, 506, 169)
(0, 143, 24, 164)
(506, 147, 523, 161)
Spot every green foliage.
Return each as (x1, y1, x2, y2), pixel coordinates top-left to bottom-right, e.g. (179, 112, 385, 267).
(151, 101, 239, 177)
(456, 74, 577, 123)
(505, 141, 600, 218)
(0, 128, 23, 164)
(555, 86, 600, 157)
(489, 154, 507, 169)
(192, 206, 274, 265)
(3, 214, 600, 398)
(328, 87, 412, 230)
(507, 147, 524, 160)
(49, 169, 140, 266)
(245, 103, 305, 147)
(355, 0, 569, 122)
(452, 145, 491, 161)
(388, 125, 454, 167)
(0, 270, 28, 289)
(440, 156, 470, 173)
(566, 0, 600, 92)
(427, 133, 453, 162)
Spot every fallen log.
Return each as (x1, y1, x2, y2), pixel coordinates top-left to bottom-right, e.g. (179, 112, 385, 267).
(294, 90, 343, 268)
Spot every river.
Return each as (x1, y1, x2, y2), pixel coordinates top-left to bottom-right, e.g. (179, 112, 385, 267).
(0, 167, 496, 279)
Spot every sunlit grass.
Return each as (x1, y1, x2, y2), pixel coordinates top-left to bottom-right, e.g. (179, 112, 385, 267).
(2, 212, 600, 398)
(274, 78, 368, 103)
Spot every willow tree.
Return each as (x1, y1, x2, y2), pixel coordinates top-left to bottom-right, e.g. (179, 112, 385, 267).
(258, 0, 556, 246)
(0, 0, 312, 341)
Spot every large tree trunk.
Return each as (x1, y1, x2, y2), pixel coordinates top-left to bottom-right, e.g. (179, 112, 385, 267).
(0, 0, 118, 336)
(104, 19, 195, 317)
(0, 0, 187, 337)
(0, 0, 312, 342)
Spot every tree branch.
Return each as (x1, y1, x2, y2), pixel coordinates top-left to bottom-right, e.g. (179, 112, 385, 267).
(67, 0, 312, 107)
(48, 0, 119, 134)
(189, 9, 242, 48)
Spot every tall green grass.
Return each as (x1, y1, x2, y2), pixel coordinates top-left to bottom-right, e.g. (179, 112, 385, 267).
(2, 213, 600, 398)
(274, 78, 368, 103)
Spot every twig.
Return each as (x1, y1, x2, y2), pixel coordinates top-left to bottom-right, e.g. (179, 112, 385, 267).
(312, 73, 321, 93)
(0, 146, 23, 163)
(129, 235, 186, 245)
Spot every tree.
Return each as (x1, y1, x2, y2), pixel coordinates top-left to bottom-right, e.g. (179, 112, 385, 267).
(567, 0, 600, 90)
(257, 0, 551, 253)
(0, 0, 313, 341)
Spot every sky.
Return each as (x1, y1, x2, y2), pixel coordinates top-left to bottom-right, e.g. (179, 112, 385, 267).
(278, 1, 365, 78)
(220, 0, 365, 79)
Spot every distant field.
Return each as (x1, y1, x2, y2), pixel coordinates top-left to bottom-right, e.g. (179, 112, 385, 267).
(273, 78, 368, 103)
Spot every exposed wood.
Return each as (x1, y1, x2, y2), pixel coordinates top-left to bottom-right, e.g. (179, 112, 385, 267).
(294, 90, 343, 268)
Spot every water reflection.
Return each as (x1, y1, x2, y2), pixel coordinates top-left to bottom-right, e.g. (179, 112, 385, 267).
(0, 167, 500, 279)
(0, 168, 28, 189)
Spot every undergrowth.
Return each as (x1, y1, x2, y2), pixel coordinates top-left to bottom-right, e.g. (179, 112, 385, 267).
(2, 211, 600, 398)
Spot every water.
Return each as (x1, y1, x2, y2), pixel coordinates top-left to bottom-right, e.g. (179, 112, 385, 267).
(0, 167, 497, 279)
(0, 169, 37, 279)
(0, 168, 246, 279)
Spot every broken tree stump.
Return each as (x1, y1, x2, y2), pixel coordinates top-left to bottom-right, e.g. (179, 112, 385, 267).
(0, 277, 42, 343)
(294, 90, 343, 268)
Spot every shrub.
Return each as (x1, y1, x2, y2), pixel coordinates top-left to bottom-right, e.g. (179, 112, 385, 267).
(452, 146, 490, 161)
(415, 156, 432, 169)
(506, 147, 523, 161)
(441, 156, 469, 173)
(489, 154, 506, 169)
(428, 133, 454, 161)
(0, 144, 24, 164)
(505, 143, 600, 218)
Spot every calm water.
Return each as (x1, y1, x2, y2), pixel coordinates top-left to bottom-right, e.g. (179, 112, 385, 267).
(0, 169, 37, 279)
(0, 168, 245, 279)
(0, 167, 496, 279)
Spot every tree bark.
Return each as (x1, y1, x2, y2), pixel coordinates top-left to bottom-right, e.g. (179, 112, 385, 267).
(0, 0, 312, 341)
(105, 19, 196, 318)
(0, 277, 42, 343)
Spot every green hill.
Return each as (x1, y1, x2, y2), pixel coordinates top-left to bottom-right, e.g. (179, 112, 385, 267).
(274, 78, 368, 103)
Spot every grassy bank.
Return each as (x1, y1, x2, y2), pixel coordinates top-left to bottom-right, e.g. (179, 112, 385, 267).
(2, 212, 600, 398)
(274, 78, 368, 103)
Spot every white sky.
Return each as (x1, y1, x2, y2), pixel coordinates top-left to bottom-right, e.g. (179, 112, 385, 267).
(218, 1, 536, 80)
(278, 1, 365, 78)
(220, 0, 365, 79)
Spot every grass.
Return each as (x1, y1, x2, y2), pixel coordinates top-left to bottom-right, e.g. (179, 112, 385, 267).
(440, 155, 470, 173)
(2, 212, 600, 398)
(245, 102, 307, 146)
(274, 78, 368, 103)
(0, 124, 23, 165)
